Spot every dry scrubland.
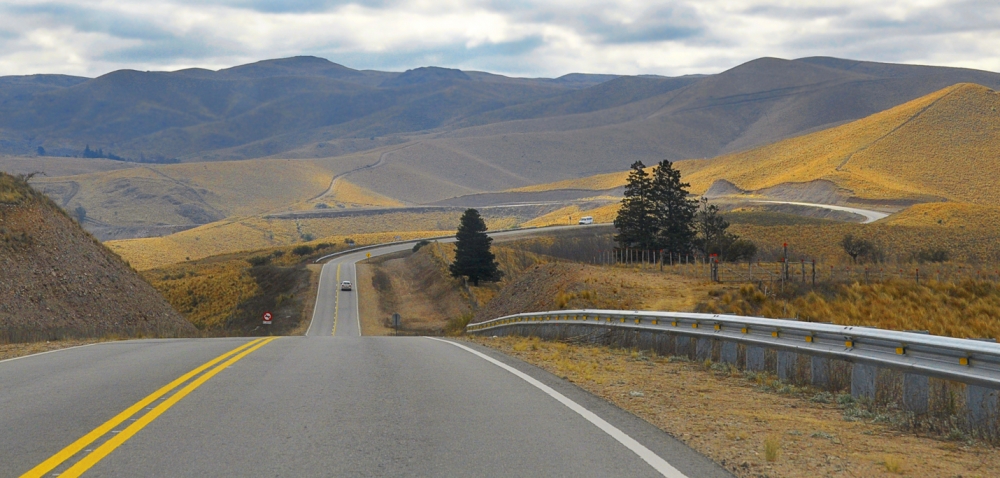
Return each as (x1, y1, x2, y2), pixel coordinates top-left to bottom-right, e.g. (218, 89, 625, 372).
(313, 179, 405, 208)
(472, 336, 1000, 478)
(519, 201, 619, 228)
(108, 207, 525, 269)
(358, 242, 552, 335)
(142, 242, 334, 335)
(700, 280, 1000, 340)
(109, 213, 453, 270)
(32, 158, 343, 227)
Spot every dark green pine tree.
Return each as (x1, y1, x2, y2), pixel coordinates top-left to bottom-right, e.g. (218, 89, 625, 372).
(613, 161, 657, 250)
(449, 209, 503, 286)
(650, 160, 698, 254)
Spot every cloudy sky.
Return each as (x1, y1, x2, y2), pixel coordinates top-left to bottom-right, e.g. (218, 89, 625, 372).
(1, 0, 998, 78)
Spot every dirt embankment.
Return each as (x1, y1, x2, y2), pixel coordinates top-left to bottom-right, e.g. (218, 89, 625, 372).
(358, 244, 475, 335)
(0, 173, 195, 343)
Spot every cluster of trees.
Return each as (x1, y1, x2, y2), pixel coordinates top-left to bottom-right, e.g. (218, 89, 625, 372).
(81, 145, 180, 164)
(613, 160, 757, 262)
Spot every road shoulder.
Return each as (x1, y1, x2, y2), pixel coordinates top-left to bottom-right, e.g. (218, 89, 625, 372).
(446, 337, 733, 478)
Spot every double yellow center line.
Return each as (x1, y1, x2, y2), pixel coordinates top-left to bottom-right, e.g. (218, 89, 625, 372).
(21, 337, 278, 478)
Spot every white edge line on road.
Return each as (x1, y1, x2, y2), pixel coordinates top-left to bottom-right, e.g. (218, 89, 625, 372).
(305, 261, 329, 337)
(0, 342, 99, 365)
(425, 337, 687, 478)
(353, 262, 362, 337)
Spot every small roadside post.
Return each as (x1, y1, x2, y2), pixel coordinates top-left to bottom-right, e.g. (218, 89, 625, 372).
(366, 252, 371, 264)
(262, 311, 273, 325)
(392, 313, 401, 335)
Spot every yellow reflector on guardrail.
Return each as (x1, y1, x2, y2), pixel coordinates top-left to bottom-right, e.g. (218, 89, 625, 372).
(960, 357, 970, 366)
(845, 340, 854, 348)
(714, 324, 721, 331)
(896, 347, 905, 355)
(692, 323, 699, 329)
(805, 336, 814, 343)
(741, 327, 748, 334)
(772, 331, 779, 338)
(635, 319, 641, 325)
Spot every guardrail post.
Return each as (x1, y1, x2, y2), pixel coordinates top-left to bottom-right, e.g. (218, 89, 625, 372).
(746, 346, 766, 371)
(966, 385, 999, 433)
(903, 373, 930, 414)
(777, 351, 797, 382)
(852, 363, 877, 400)
(696, 338, 712, 361)
(677, 336, 692, 358)
(720, 341, 738, 365)
(811, 356, 829, 388)
(966, 338, 1000, 433)
(902, 330, 930, 414)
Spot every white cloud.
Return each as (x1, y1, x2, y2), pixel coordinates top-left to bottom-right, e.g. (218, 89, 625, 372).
(0, 0, 997, 77)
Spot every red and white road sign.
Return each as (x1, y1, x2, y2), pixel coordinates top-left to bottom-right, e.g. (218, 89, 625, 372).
(263, 311, 273, 324)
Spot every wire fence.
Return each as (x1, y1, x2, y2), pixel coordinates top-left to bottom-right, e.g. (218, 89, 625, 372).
(586, 248, 1000, 287)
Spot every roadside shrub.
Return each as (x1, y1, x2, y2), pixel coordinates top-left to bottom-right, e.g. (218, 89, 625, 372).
(315, 242, 333, 250)
(444, 312, 474, 336)
(292, 245, 314, 256)
(412, 239, 431, 252)
(913, 247, 949, 263)
(246, 255, 271, 267)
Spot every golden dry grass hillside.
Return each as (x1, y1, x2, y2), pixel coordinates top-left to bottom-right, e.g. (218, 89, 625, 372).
(519, 202, 619, 228)
(516, 83, 1000, 209)
(679, 83, 1000, 204)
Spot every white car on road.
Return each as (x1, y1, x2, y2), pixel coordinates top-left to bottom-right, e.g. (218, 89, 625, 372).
(340, 281, 353, 291)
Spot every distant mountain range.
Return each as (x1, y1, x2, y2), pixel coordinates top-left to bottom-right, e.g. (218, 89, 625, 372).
(3, 55, 998, 178)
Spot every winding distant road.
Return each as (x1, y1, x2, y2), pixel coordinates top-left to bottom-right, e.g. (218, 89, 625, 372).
(2, 225, 729, 477)
(750, 200, 890, 223)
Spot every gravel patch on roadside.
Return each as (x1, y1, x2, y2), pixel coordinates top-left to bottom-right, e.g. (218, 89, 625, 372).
(0, 340, 99, 361)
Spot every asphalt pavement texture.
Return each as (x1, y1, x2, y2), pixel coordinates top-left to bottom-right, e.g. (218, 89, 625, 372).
(3, 230, 731, 477)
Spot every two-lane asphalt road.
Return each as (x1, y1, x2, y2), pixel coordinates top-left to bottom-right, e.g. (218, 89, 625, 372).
(2, 227, 730, 477)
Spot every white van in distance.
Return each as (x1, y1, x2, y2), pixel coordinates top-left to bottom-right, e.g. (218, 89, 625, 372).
(578, 216, 594, 225)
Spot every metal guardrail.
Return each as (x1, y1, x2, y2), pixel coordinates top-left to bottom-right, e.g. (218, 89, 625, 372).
(467, 310, 1000, 389)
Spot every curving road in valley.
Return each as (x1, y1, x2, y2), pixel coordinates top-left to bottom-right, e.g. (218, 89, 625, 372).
(2, 226, 730, 477)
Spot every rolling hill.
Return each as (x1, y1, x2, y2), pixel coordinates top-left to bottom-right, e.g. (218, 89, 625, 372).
(5, 56, 1000, 247)
(517, 82, 1000, 214)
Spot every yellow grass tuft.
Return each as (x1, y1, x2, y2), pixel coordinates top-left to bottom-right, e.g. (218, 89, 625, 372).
(763, 435, 781, 462)
(883, 455, 904, 474)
